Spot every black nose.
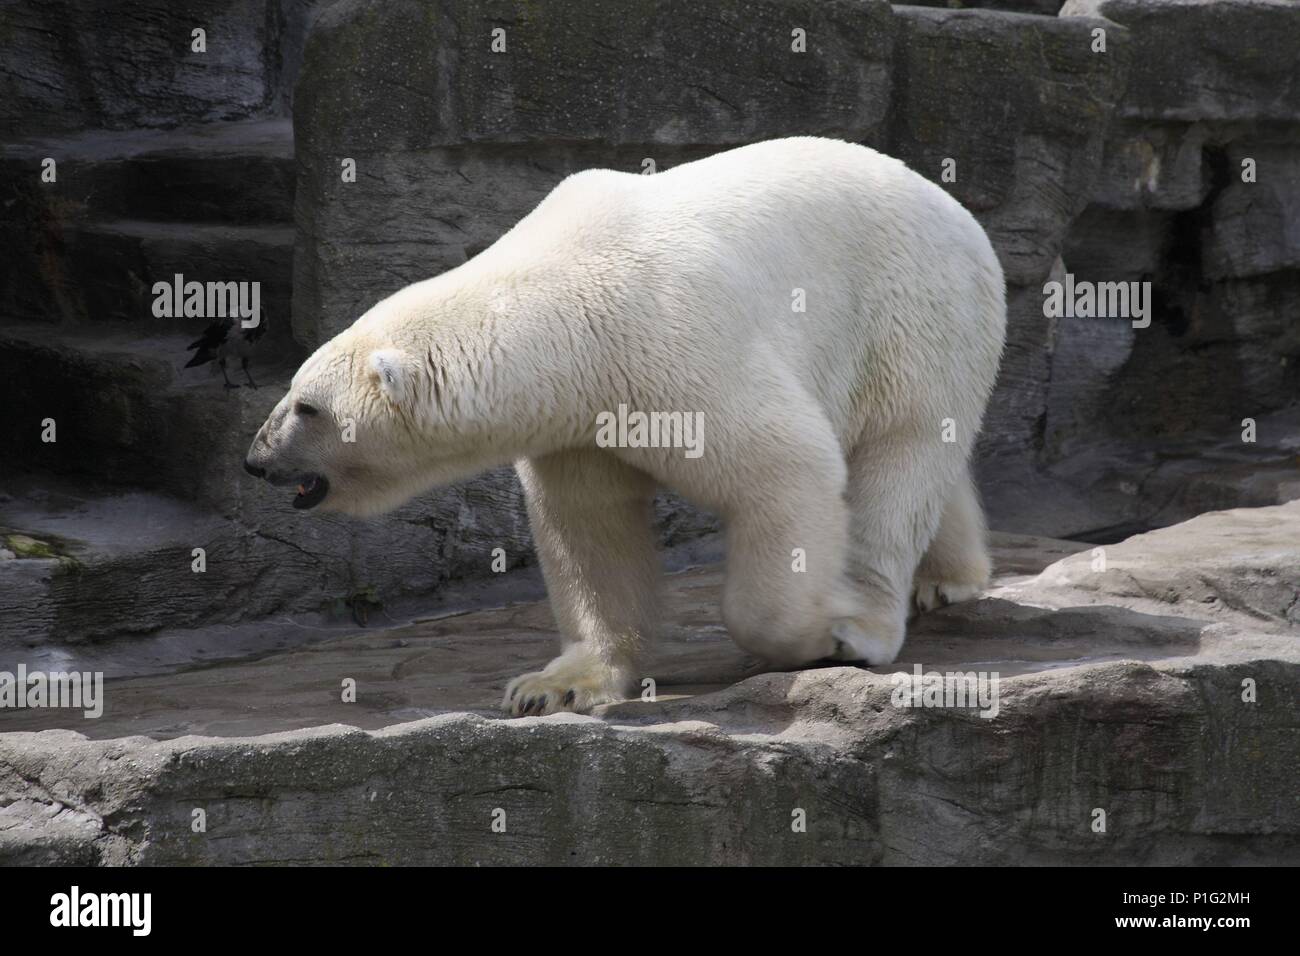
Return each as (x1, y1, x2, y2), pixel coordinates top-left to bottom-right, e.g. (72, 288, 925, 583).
(244, 459, 266, 478)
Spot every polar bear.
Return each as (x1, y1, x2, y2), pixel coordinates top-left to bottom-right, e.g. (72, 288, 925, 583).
(244, 137, 1007, 716)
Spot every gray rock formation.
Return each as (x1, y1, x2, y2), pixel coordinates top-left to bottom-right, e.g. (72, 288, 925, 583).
(0, 0, 328, 133)
(1062, 0, 1300, 124)
(292, 0, 898, 346)
(903, 1, 1066, 15)
(2, 505, 1296, 865)
(1051, 0, 1300, 492)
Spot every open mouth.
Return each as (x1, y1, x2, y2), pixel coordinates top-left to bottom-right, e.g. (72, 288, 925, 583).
(292, 474, 329, 510)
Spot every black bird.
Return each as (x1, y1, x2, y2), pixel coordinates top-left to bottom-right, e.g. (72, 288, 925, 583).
(184, 308, 268, 388)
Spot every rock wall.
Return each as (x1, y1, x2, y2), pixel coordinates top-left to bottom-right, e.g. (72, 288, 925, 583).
(291, 0, 898, 346)
(0, 0, 325, 132)
(1042, 0, 1300, 537)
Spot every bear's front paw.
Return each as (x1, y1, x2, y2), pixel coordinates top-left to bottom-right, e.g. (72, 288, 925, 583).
(503, 649, 632, 716)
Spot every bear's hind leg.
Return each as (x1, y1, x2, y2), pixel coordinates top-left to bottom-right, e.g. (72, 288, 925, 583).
(506, 449, 660, 716)
(839, 428, 964, 664)
(716, 411, 866, 667)
(911, 463, 991, 614)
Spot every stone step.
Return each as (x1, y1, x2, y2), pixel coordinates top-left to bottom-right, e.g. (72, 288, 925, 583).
(0, 468, 392, 649)
(1, 119, 297, 326)
(0, 119, 295, 224)
(0, 322, 540, 648)
(8, 219, 296, 327)
(0, 475, 240, 648)
(0, 455, 530, 650)
(0, 459, 710, 655)
(0, 311, 541, 650)
(0, 323, 298, 504)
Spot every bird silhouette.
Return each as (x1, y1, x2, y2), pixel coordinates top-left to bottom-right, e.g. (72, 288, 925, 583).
(184, 307, 268, 388)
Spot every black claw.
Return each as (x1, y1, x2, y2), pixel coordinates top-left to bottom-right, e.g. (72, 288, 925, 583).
(524, 696, 535, 714)
(563, 689, 576, 707)
(537, 695, 547, 711)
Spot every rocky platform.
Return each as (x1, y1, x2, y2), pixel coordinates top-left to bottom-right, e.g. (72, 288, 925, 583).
(2, 506, 1296, 866)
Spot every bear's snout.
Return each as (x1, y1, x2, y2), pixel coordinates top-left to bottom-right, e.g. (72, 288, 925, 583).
(243, 459, 267, 478)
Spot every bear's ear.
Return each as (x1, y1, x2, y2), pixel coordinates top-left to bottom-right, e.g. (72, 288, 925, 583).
(368, 349, 415, 406)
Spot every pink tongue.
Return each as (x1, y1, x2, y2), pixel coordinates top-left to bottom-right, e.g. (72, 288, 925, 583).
(297, 484, 306, 495)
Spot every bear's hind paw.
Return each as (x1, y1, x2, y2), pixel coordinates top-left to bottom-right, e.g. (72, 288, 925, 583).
(911, 576, 984, 615)
(828, 617, 905, 667)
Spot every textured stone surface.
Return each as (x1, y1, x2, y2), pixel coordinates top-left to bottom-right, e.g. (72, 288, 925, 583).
(1062, 207, 1169, 281)
(2, 507, 1296, 865)
(1018, 401, 1300, 542)
(1045, 0, 1300, 533)
(293, 0, 897, 345)
(0, 327, 295, 495)
(889, 6, 1128, 285)
(1086, 120, 1213, 212)
(296, 0, 896, 154)
(0, 120, 298, 327)
(1051, 195, 1300, 486)
(0, 119, 297, 226)
(995, 501, 1300, 630)
(1062, 0, 1300, 124)
(902, 1, 1063, 14)
(0, 0, 272, 132)
(1204, 142, 1300, 280)
(0, 462, 535, 648)
(0, 0, 329, 133)
(1220, 273, 1300, 409)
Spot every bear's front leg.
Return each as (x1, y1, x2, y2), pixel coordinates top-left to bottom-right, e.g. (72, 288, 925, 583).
(507, 450, 661, 716)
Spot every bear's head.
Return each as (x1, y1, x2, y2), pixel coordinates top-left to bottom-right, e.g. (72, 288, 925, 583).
(243, 331, 442, 517)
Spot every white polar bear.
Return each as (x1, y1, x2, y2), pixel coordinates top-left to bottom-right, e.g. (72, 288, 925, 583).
(245, 137, 1007, 716)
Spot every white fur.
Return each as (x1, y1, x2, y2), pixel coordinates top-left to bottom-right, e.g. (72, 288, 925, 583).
(248, 137, 1007, 715)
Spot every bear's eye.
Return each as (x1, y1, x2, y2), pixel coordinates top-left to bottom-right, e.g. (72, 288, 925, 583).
(294, 401, 320, 417)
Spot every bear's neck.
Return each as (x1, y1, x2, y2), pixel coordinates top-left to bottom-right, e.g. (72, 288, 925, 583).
(400, 266, 616, 466)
